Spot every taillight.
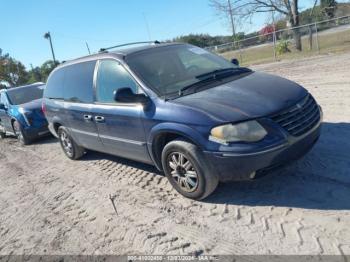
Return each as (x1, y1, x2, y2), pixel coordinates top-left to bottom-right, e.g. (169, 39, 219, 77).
(23, 112, 33, 126)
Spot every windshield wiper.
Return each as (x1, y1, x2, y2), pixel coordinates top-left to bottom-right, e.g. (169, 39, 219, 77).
(178, 76, 220, 96)
(178, 67, 251, 96)
(196, 67, 251, 80)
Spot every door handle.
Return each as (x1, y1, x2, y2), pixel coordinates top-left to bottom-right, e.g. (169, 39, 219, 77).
(95, 116, 105, 123)
(83, 114, 93, 121)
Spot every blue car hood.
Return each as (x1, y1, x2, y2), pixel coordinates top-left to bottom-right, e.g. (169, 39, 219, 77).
(173, 71, 307, 123)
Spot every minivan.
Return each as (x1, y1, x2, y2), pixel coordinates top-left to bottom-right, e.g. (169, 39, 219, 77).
(43, 42, 322, 199)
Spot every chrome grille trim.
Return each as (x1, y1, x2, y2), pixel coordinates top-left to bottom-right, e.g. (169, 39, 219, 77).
(270, 95, 320, 137)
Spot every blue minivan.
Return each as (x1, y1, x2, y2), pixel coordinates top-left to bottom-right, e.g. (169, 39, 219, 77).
(0, 83, 49, 145)
(43, 43, 322, 199)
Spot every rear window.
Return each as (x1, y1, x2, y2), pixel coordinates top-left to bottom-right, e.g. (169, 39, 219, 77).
(7, 84, 44, 105)
(44, 68, 65, 99)
(64, 61, 96, 103)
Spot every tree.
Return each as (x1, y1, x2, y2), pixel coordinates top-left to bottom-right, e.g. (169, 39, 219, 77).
(27, 65, 43, 84)
(0, 48, 28, 87)
(210, 0, 238, 39)
(172, 34, 232, 47)
(40, 60, 58, 82)
(210, 0, 303, 51)
(0, 49, 59, 87)
(321, 0, 337, 18)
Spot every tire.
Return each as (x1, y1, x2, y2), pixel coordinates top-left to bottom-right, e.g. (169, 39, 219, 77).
(13, 120, 30, 145)
(0, 124, 5, 140)
(57, 126, 85, 160)
(161, 139, 219, 200)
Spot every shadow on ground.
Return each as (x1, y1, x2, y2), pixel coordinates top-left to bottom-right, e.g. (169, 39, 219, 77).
(81, 149, 160, 174)
(35, 122, 350, 210)
(204, 122, 350, 210)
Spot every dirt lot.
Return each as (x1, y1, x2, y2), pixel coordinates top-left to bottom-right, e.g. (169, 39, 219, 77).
(0, 52, 350, 256)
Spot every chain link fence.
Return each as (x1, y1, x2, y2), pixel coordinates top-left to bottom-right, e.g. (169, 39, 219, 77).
(207, 15, 350, 65)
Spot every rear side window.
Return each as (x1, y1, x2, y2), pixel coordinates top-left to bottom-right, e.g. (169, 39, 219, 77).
(96, 60, 138, 103)
(44, 68, 65, 99)
(64, 61, 96, 103)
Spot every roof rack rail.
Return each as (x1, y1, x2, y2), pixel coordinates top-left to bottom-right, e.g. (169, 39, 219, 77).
(99, 40, 161, 52)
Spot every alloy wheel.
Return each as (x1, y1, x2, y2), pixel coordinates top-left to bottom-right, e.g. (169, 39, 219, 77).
(167, 152, 199, 192)
(13, 122, 24, 142)
(60, 130, 73, 157)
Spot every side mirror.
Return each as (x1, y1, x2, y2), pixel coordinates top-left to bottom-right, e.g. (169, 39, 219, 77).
(0, 103, 6, 110)
(114, 87, 149, 104)
(231, 58, 239, 66)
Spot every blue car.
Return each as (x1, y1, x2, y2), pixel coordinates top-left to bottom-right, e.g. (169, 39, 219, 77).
(0, 83, 49, 145)
(43, 42, 322, 199)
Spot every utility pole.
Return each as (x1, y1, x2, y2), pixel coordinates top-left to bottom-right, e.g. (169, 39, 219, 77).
(43, 31, 56, 64)
(227, 0, 236, 38)
(272, 10, 277, 61)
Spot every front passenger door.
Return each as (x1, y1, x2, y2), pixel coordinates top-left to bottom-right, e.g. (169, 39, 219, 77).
(92, 59, 151, 164)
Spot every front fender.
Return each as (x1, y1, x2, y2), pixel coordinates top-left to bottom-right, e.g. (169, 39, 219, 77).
(8, 108, 25, 129)
(147, 122, 209, 170)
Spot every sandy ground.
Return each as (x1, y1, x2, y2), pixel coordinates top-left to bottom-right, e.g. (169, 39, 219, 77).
(0, 52, 350, 256)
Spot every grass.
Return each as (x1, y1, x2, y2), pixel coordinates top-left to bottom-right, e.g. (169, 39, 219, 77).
(220, 28, 350, 66)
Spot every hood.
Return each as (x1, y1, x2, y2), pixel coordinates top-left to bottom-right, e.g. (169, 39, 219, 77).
(18, 98, 43, 111)
(172, 71, 307, 123)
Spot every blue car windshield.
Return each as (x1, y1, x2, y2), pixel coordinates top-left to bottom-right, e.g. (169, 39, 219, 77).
(7, 84, 44, 105)
(126, 44, 238, 97)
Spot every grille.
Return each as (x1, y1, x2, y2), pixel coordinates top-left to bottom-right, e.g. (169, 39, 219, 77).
(270, 94, 320, 137)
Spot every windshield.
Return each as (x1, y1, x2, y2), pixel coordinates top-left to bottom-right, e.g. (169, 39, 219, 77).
(126, 44, 239, 97)
(7, 84, 44, 105)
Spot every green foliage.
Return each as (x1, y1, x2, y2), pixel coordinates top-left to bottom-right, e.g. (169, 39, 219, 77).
(0, 48, 28, 87)
(40, 60, 58, 82)
(172, 34, 236, 47)
(234, 32, 245, 41)
(275, 20, 287, 31)
(321, 0, 337, 18)
(1, 48, 59, 87)
(276, 40, 291, 55)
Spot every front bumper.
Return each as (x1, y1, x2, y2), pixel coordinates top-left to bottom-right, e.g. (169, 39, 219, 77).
(204, 120, 321, 182)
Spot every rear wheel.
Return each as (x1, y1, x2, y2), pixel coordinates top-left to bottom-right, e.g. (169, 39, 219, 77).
(162, 139, 219, 200)
(13, 120, 30, 145)
(58, 126, 85, 160)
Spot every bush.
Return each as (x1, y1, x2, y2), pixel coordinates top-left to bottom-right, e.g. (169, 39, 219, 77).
(276, 40, 291, 55)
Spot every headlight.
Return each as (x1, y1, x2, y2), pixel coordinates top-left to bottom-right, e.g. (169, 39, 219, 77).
(209, 120, 267, 144)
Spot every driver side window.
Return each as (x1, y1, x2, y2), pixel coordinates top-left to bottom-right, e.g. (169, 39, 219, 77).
(96, 60, 139, 103)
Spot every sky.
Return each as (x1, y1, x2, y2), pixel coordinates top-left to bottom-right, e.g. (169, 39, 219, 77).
(1, 0, 315, 68)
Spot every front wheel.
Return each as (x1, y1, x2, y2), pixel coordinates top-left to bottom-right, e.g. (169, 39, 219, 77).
(58, 126, 85, 160)
(13, 120, 30, 145)
(162, 139, 219, 200)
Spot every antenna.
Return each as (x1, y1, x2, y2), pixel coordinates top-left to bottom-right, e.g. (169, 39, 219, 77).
(85, 42, 91, 55)
(143, 13, 152, 41)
